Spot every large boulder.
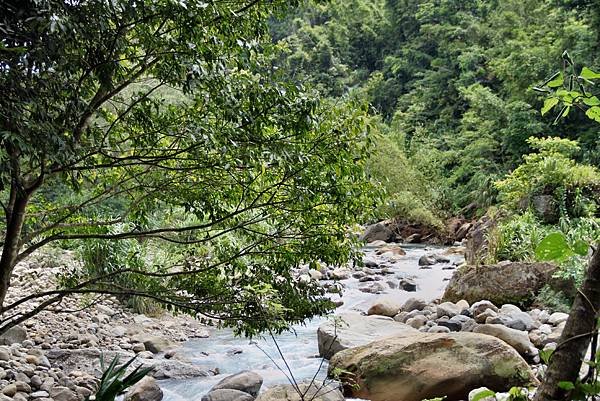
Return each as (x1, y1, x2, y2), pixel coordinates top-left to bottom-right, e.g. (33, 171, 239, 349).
(360, 222, 395, 243)
(442, 262, 556, 305)
(255, 383, 343, 401)
(125, 377, 163, 401)
(329, 332, 536, 401)
(210, 371, 263, 397)
(317, 313, 418, 359)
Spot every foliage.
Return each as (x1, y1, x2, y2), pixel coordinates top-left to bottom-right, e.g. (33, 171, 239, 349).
(272, 0, 600, 217)
(492, 211, 552, 263)
(90, 355, 153, 401)
(496, 136, 600, 211)
(0, 0, 375, 336)
(366, 130, 444, 228)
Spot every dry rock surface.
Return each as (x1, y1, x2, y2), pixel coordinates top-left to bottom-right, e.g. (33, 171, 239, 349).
(0, 250, 214, 401)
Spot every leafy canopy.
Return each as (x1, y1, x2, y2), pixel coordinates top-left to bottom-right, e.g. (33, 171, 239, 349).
(0, 0, 374, 336)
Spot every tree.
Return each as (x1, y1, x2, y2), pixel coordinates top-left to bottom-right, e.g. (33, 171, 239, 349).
(0, 0, 373, 336)
(532, 56, 600, 401)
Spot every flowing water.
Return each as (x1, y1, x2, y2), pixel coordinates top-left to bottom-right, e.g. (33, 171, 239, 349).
(161, 243, 464, 401)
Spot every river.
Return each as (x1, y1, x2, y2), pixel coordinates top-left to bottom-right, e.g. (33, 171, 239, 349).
(161, 243, 464, 400)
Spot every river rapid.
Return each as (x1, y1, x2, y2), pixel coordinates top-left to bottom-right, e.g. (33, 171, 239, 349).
(161, 243, 464, 401)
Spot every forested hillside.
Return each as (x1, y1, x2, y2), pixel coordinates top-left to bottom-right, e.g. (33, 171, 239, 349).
(272, 0, 600, 222)
(2, 1, 600, 401)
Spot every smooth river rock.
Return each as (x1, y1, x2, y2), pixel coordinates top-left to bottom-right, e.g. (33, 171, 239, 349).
(210, 371, 263, 397)
(125, 377, 163, 401)
(317, 313, 418, 359)
(255, 383, 344, 401)
(328, 332, 537, 401)
(473, 324, 537, 358)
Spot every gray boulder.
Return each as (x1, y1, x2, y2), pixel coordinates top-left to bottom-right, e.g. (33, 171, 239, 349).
(0, 326, 27, 345)
(210, 371, 263, 397)
(329, 332, 537, 401)
(360, 222, 395, 243)
(256, 383, 343, 401)
(443, 262, 557, 305)
(125, 377, 163, 401)
(473, 324, 537, 358)
(202, 389, 254, 401)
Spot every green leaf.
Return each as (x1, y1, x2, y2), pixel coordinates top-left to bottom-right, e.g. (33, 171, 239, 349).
(541, 98, 559, 116)
(561, 105, 571, 117)
(558, 381, 576, 391)
(580, 67, 600, 80)
(547, 72, 564, 88)
(583, 96, 600, 107)
(535, 232, 574, 262)
(572, 240, 589, 256)
(472, 389, 496, 401)
(539, 348, 554, 365)
(586, 106, 600, 123)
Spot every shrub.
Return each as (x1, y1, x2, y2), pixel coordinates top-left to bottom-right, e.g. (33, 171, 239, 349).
(496, 136, 600, 215)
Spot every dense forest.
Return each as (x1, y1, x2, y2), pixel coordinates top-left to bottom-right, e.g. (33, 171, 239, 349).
(272, 0, 600, 223)
(1, 1, 600, 401)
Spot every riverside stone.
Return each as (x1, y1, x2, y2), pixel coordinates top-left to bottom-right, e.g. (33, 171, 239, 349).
(202, 389, 253, 401)
(256, 383, 344, 401)
(317, 313, 418, 359)
(125, 377, 163, 401)
(329, 332, 537, 401)
(473, 324, 537, 357)
(443, 262, 557, 305)
(367, 296, 404, 317)
(210, 371, 263, 397)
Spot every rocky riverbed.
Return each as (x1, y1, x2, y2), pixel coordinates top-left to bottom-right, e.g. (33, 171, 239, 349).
(0, 239, 571, 401)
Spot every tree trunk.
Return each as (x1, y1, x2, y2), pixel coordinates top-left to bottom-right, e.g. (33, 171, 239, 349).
(534, 244, 600, 401)
(0, 191, 29, 313)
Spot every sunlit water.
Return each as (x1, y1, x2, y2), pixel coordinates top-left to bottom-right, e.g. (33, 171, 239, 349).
(161, 243, 463, 401)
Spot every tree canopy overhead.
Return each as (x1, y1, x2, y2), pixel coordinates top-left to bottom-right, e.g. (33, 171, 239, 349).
(0, 0, 374, 336)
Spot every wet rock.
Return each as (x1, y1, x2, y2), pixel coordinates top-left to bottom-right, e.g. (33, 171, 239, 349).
(358, 282, 386, 294)
(418, 255, 437, 267)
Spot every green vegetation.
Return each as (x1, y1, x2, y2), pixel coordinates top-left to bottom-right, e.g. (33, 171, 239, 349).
(0, 0, 375, 337)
